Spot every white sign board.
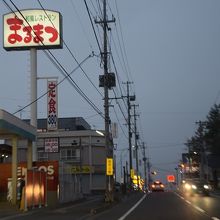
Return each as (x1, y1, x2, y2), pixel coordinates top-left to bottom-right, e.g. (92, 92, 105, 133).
(45, 138, 59, 152)
(3, 9, 62, 50)
(47, 80, 58, 131)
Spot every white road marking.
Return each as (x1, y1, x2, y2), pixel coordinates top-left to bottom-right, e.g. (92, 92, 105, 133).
(174, 192, 220, 220)
(174, 192, 184, 200)
(185, 200, 191, 205)
(118, 194, 146, 220)
(193, 205, 205, 213)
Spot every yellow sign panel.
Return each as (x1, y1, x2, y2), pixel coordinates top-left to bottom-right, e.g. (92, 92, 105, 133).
(130, 169, 134, 179)
(69, 166, 93, 174)
(106, 158, 113, 176)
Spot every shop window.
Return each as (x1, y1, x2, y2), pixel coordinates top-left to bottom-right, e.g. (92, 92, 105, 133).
(60, 148, 80, 161)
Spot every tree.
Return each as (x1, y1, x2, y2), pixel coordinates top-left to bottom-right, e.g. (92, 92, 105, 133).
(205, 104, 220, 155)
(185, 122, 205, 154)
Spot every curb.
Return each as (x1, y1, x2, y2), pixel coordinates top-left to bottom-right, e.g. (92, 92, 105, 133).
(90, 200, 119, 215)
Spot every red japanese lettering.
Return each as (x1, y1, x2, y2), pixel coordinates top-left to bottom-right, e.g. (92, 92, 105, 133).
(6, 17, 23, 44)
(45, 26, 58, 43)
(48, 99, 56, 114)
(48, 82, 56, 98)
(33, 24, 44, 43)
(23, 26, 32, 43)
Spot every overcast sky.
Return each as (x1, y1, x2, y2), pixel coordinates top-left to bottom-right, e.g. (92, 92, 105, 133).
(1, 0, 220, 183)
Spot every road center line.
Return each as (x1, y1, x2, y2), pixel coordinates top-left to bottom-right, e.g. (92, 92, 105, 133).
(118, 194, 146, 220)
(212, 217, 220, 220)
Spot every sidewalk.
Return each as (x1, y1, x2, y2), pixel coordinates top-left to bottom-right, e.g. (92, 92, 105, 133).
(0, 192, 141, 219)
(0, 201, 21, 219)
(0, 193, 120, 219)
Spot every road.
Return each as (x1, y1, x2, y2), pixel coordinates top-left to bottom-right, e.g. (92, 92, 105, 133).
(88, 191, 220, 220)
(2, 192, 220, 220)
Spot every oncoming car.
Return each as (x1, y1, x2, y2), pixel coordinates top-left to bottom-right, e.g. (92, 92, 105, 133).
(182, 179, 211, 196)
(151, 181, 165, 192)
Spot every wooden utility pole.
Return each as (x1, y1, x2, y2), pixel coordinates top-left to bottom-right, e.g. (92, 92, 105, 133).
(132, 104, 139, 189)
(123, 81, 135, 188)
(95, 0, 115, 202)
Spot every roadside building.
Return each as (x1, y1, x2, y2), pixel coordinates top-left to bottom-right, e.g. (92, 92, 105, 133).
(1, 117, 108, 206)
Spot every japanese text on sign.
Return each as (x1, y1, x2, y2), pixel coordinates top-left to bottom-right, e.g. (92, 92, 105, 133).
(47, 80, 58, 131)
(106, 158, 113, 176)
(3, 10, 62, 50)
(45, 138, 59, 153)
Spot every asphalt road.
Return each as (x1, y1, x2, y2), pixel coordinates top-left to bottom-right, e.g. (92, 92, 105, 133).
(87, 192, 220, 220)
(2, 192, 220, 220)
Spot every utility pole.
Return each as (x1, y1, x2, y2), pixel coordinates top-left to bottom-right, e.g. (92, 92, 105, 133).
(132, 104, 139, 189)
(142, 142, 147, 191)
(123, 81, 135, 189)
(95, 0, 115, 202)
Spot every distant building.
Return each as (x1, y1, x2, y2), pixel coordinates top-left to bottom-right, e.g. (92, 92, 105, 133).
(2, 117, 108, 206)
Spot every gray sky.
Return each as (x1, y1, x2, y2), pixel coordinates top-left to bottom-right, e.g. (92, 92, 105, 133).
(1, 0, 220, 182)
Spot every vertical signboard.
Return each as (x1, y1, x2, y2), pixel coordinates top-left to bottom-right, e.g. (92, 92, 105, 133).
(106, 158, 113, 176)
(130, 169, 134, 179)
(47, 80, 58, 130)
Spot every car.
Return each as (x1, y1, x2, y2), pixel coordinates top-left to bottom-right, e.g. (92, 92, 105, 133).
(151, 181, 165, 192)
(182, 179, 211, 196)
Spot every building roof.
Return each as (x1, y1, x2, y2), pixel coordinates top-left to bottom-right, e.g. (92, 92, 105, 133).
(24, 117, 91, 131)
(0, 109, 36, 141)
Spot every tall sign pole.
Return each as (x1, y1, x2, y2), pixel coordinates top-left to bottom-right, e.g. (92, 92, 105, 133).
(3, 9, 63, 205)
(30, 48, 37, 161)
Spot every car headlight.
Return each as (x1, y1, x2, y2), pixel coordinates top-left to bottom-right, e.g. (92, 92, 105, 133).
(192, 185, 197, 189)
(203, 185, 209, 189)
(184, 183, 191, 190)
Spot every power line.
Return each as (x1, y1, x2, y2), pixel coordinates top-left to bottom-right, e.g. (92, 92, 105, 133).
(84, 0, 102, 55)
(4, 0, 104, 118)
(13, 54, 94, 115)
(37, 0, 103, 98)
(69, 0, 94, 52)
(114, 0, 134, 85)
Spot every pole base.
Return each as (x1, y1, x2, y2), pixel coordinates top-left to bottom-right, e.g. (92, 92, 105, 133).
(105, 191, 114, 203)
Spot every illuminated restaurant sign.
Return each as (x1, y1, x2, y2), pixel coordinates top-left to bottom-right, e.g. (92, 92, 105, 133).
(47, 80, 58, 131)
(3, 9, 62, 50)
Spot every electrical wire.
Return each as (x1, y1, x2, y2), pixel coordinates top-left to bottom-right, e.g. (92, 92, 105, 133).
(114, 0, 134, 84)
(4, 0, 104, 118)
(37, 0, 103, 98)
(13, 54, 94, 115)
(69, 0, 94, 52)
(84, 0, 102, 55)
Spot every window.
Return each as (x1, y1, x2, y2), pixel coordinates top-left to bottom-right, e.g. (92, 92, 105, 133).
(38, 151, 48, 161)
(60, 148, 80, 161)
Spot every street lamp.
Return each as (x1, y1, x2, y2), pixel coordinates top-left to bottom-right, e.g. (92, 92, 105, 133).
(95, 130, 104, 136)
